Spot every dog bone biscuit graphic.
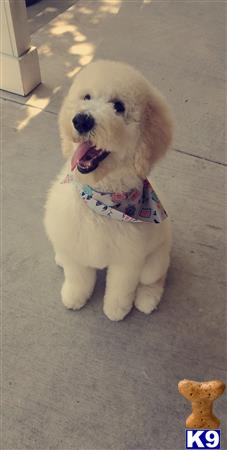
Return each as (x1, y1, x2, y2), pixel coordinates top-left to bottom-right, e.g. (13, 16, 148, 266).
(178, 379, 225, 429)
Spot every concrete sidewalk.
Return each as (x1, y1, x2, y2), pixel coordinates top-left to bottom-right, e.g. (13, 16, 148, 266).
(2, 1, 226, 449)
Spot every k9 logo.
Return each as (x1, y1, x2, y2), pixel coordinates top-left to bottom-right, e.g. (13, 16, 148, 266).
(186, 430, 221, 449)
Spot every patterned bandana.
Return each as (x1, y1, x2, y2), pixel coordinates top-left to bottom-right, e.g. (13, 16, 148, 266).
(61, 173, 167, 223)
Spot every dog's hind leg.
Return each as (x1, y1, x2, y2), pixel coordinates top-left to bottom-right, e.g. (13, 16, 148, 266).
(135, 243, 170, 314)
(55, 253, 64, 268)
(60, 256, 96, 310)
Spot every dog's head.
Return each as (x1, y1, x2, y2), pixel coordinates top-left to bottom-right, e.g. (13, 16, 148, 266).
(59, 60, 173, 181)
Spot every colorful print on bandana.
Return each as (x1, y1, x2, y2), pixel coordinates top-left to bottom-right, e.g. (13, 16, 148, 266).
(61, 174, 168, 223)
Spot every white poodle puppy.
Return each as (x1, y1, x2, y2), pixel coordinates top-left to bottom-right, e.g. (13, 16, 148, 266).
(44, 60, 173, 321)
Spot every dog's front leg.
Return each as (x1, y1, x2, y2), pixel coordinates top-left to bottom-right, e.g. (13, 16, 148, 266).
(61, 258, 96, 310)
(103, 264, 140, 321)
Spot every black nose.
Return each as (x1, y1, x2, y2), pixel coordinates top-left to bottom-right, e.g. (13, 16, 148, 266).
(72, 113, 95, 134)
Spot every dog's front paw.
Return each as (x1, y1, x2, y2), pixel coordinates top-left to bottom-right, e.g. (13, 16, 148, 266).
(104, 303, 132, 321)
(103, 295, 133, 321)
(135, 283, 163, 314)
(61, 282, 88, 310)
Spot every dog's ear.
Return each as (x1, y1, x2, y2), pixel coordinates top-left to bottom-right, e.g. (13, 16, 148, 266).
(58, 99, 74, 159)
(135, 88, 173, 178)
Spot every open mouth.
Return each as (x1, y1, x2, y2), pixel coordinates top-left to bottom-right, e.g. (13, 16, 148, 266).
(71, 141, 110, 174)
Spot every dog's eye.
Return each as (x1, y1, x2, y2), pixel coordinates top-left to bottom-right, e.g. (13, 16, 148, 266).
(83, 94, 91, 100)
(112, 100, 125, 114)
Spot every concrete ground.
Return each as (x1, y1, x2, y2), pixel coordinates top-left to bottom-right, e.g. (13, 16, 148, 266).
(1, 1, 226, 449)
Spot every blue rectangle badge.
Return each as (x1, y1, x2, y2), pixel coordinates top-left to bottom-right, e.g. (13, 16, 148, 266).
(186, 429, 221, 449)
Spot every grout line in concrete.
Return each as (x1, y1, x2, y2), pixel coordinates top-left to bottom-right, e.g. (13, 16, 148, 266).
(173, 148, 227, 168)
(0, 96, 58, 116)
(1, 95, 226, 168)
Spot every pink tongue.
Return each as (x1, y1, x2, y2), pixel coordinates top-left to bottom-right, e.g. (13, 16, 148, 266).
(71, 142, 91, 171)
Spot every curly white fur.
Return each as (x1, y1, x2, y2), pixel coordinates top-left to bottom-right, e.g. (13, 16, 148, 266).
(44, 60, 173, 321)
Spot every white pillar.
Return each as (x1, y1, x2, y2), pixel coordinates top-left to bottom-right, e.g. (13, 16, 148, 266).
(0, 0, 41, 96)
